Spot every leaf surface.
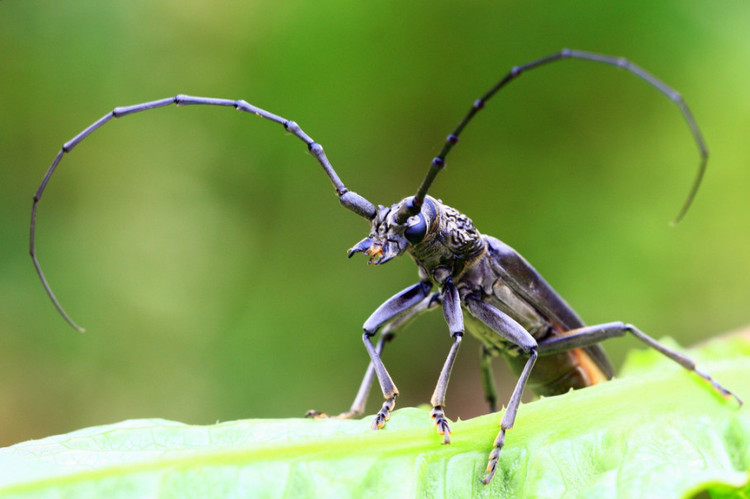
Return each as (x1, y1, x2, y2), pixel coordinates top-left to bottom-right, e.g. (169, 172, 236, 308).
(1, 337, 749, 498)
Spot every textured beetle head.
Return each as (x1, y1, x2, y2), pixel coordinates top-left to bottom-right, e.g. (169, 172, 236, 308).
(348, 197, 434, 265)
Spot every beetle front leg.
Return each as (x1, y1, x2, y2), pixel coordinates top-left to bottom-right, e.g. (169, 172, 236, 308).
(333, 332, 392, 420)
(362, 332, 399, 429)
(360, 281, 434, 430)
(349, 292, 441, 419)
(305, 332, 392, 421)
(538, 322, 743, 405)
(307, 292, 440, 420)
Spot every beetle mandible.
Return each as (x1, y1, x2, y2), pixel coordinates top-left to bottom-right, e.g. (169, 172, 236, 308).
(30, 49, 742, 485)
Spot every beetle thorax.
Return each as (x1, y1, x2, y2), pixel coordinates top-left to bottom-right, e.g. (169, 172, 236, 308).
(408, 199, 485, 281)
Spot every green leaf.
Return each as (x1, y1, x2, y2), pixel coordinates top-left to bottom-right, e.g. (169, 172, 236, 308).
(2, 337, 750, 498)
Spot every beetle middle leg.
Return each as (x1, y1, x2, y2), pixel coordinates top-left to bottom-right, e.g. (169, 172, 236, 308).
(479, 345, 499, 413)
(537, 322, 743, 405)
(429, 278, 464, 443)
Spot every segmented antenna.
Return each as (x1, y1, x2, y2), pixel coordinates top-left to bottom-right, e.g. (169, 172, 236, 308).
(397, 49, 708, 224)
(31, 95, 376, 331)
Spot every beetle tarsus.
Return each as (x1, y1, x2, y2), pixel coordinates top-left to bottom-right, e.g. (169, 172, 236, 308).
(694, 367, 744, 406)
(336, 409, 365, 419)
(482, 430, 506, 485)
(431, 406, 452, 444)
(304, 409, 328, 419)
(306, 408, 364, 420)
(371, 396, 396, 430)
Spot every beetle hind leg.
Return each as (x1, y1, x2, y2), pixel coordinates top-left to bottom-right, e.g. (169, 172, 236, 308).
(482, 348, 538, 485)
(537, 322, 743, 406)
(694, 366, 738, 402)
(627, 326, 743, 405)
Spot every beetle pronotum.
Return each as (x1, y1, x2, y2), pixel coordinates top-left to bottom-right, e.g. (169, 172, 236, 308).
(31, 49, 741, 484)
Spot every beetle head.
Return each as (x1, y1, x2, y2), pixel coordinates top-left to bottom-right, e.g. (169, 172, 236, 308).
(348, 196, 433, 265)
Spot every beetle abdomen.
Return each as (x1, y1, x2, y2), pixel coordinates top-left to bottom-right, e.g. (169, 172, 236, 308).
(464, 312, 611, 396)
(506, 347, 611, 396)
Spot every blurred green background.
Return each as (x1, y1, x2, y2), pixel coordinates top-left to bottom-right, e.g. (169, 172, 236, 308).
(2, 1, 750, 447)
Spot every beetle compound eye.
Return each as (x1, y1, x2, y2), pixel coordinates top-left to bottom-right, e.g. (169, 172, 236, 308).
(405, 213, 427, 244)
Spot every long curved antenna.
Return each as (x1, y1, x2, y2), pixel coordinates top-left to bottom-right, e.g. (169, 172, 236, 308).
(31, 95, 376, 331)
(397, 49, 707, 224)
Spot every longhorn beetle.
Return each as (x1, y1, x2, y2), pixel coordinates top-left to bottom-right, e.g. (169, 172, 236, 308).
(31, 49, 742, 484)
